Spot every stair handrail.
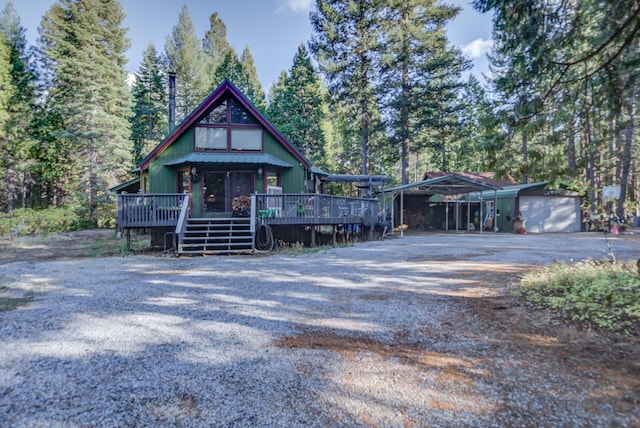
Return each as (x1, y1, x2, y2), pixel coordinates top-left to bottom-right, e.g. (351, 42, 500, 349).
(175, 193, 191, 251)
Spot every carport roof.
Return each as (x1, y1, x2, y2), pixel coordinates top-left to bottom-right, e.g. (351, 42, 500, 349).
(467, 182, 549, 200)
(384, 173, 501, 196)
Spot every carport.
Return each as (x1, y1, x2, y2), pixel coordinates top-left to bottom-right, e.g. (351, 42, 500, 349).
(383, 174, 501, 236)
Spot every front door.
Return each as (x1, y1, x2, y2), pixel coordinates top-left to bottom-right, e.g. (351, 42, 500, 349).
(202, 171, 254, 215)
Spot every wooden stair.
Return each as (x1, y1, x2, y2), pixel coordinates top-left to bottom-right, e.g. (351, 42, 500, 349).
(178, 218, 254, 255)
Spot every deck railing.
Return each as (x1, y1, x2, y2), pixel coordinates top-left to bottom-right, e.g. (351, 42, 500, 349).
(117, 193, 188, 228)
(117, 193, 378, 229)
(253, 193, 378, 226)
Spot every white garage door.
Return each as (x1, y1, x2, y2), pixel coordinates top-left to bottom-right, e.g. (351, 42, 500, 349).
(519, 196, 581, 233)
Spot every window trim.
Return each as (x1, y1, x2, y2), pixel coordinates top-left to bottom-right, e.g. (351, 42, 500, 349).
(194, 95, 264, 152)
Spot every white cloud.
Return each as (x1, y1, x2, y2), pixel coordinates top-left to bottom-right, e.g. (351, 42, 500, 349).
(462, 38, 494, 59)
(277, 0, 313, 13)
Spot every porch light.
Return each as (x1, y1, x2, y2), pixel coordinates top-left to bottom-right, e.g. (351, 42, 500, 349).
(257, 167, 263, 178)
(190, 167, 199, 183)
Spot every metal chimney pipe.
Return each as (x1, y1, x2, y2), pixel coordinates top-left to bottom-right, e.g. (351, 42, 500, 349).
(168, 71, 176, 132)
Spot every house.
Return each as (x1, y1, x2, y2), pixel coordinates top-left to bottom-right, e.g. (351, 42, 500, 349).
(116, 79, 378, 254)
(139, 78, 313, 211)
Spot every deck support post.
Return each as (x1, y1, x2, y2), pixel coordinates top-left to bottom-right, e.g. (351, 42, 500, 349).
(332, 225, 337, 246)
(310, 225, 316, 247)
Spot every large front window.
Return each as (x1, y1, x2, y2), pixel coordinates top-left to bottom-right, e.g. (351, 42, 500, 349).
(195, 96, 262, 152)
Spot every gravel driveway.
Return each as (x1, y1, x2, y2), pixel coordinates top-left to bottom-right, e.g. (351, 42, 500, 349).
(1, 232, 639, 427)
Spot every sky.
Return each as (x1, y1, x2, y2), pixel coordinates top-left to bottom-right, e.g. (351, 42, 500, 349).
(7, 0, 494, 92)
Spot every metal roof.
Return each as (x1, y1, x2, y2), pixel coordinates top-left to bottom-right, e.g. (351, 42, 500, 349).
(384, 173, 501, 195)
(322, 174, 391, 186)
(311, 166, 330, 176)
(164, 152, 293, 168)
(467, 182, 549, 200)
(110, 177, 140, 193)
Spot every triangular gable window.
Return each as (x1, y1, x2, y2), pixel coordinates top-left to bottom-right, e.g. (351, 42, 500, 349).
(197, 96, 259, 126)
(198, 100, 227, 124)
(229, 97, 259, 125)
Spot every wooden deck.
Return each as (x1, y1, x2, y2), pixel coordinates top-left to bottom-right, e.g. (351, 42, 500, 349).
(254, 193, 378, 226)
(117, 193, 378, 229)
(117, 193, 188, 228)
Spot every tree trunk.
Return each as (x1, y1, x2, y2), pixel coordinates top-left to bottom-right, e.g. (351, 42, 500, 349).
(521, 132, 528, 184)
(6, 167, 13, 214)
(567, 131, 577, 176)
(617, 82, 635, 216)
(585, 110, 596, 211)
(441, 137, 447, 172)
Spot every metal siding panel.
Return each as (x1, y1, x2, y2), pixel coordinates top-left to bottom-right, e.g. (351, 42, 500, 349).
(519, 196, 580, 233)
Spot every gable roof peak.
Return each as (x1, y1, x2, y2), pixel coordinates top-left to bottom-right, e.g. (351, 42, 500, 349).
(138, 78, 311, 171)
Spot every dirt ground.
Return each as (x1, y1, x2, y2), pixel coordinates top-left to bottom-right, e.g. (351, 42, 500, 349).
(1, 229, 639, 423)
(0, 229, 152, 264)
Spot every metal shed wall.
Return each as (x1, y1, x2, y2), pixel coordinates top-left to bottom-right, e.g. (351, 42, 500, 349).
(519, 196, 582, 233)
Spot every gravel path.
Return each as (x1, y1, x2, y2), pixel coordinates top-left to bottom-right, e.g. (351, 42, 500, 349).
(1, 232, 639, 427)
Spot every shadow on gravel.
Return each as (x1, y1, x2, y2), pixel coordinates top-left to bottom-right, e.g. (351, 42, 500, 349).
(1, 232, 640, 426)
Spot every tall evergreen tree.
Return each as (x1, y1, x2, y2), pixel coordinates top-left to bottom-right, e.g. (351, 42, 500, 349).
(238, 46, 266, 112)
(267, 44, 326, 164)
(39, 0, 132, 224)
(130, 42, 167, 164)
(214, 49, 243, 87)
(378, 0, 469, 182)
(202, 12, 233, 90)
(310, 0, 382, 175)
(165, 5, 208, 122)
(0, 32, 14, 212)
(475, 0, 639, 211)
(0, 1, 37, 212)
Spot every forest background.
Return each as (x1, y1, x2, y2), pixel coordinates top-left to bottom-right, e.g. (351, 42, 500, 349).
(0, 0, 637, 229)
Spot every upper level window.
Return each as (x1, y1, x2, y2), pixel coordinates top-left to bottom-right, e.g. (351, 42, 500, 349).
(231, 129, 262, 151)
(195, 127, 226, 150)
(199, 100, 227, 124)
(229, 98, 259, 125)
(195, 96, 262, 151)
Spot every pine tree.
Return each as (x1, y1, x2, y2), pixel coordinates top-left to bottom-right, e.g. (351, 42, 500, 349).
(130, 42, 167, 164)
(202, 12, 234, 90)
(378, 0, 469, 182)
(310, 0, 382, 175)
(39, 0, 132, 224)
(267, 44, 326, 164)
(238, 46, 266, 112)
(0, 1, 37, 212)
(475, 0, 639, 212)
(267, 70, 288, 124)
(214, 49, 243, 88)
(0, 32, 14, 212)
(165, 5, 208, 122)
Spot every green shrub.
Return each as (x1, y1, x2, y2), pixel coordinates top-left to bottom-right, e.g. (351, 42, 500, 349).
(0, 207, 81, 236)
(517, 260, 640, 333)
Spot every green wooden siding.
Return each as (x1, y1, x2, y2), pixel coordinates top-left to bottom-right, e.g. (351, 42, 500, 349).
(147, 124, 308, 213)
(263, 132, 306, 193)
(149, 128, 195, 193)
